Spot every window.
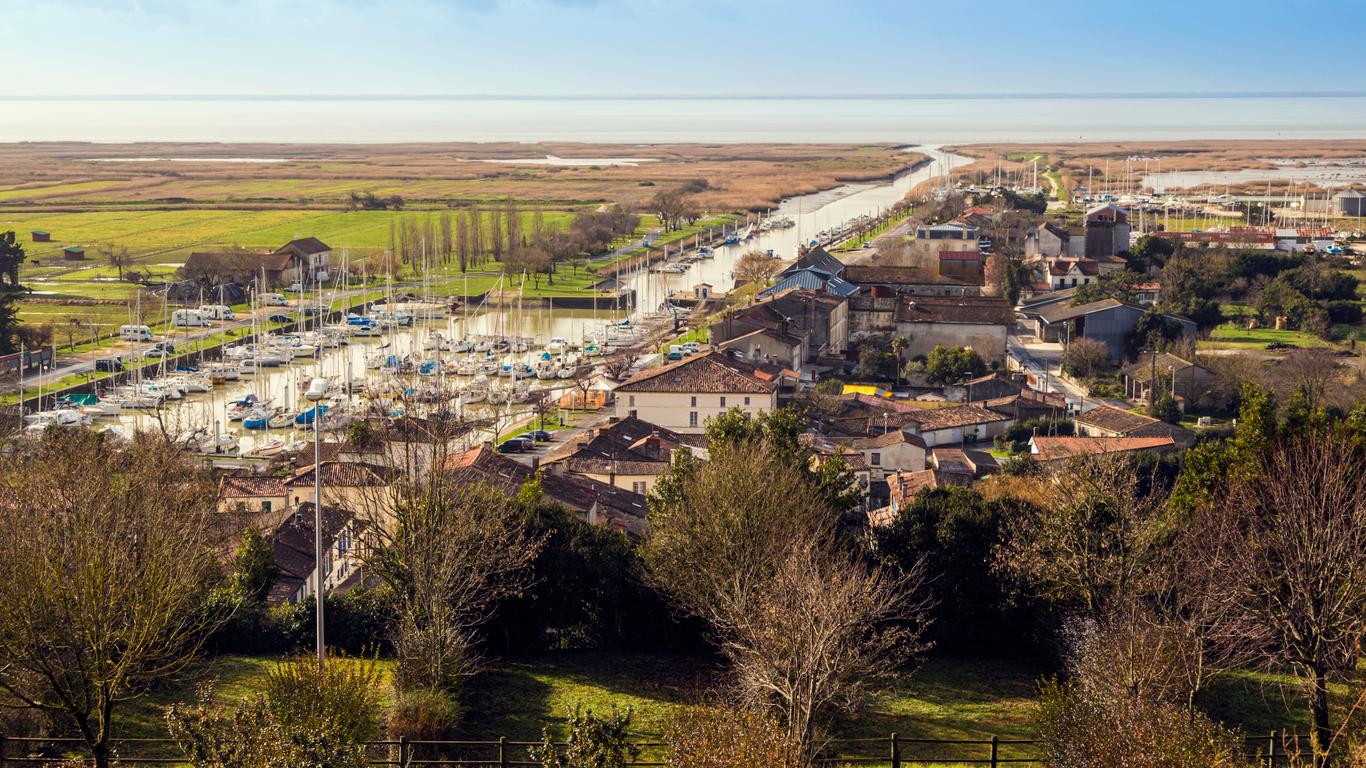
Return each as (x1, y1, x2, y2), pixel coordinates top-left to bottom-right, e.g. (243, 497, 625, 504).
(262, 501, 272, 514)
(690, 396, 697, 407)
(871, 452, 881, 466)
(689, 411, 698, 428)
(719, 396, 726, 408)
(629, 395, 635, 407)
(744, 397, 750, 406)
(632, 481, 647, 494)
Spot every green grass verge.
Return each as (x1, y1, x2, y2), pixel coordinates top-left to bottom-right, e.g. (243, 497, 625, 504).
(1201, 323, 1336, 351)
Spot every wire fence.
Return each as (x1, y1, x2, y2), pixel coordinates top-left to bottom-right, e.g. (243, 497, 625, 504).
(0, 731, 1317, 768)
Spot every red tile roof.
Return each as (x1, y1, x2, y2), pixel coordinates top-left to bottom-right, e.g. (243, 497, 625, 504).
(1029, 436, 1175, 462)
(894, 296, 1015, 326)
(614, 351, 776, 394)
(220, 474, 287, 498)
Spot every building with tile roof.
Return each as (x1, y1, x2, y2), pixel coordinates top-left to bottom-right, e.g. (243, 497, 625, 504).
(1074, 404, 1196, 448)
(891, 295, 1015, 363)
(447, 446, 650, 538)
(542, 415, 703, 494)
(1028, 435, 1176, 463)
(613, 351, 778, 433)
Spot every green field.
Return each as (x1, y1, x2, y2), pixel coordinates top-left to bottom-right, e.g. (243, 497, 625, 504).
(1201, 322, 1337, 350)
(4, 208, 578, 271)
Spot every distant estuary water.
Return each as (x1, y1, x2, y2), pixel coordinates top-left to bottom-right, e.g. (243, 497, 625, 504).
(2, 95, 1365, 143)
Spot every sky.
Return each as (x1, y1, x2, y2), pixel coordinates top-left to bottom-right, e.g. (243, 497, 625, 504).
(2, 0, 1363, 97)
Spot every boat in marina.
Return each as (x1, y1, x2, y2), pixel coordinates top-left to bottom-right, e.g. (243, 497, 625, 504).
(24, 408, 93, 429)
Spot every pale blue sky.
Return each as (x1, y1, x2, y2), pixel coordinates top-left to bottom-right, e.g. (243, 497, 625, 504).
(2, 0, 1362, 97)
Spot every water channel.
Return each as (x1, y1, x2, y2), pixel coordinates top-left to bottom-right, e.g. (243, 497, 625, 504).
(96, 145, 970, 449)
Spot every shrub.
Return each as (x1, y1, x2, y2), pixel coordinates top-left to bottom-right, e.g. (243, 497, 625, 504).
(1326, 300, 1364, 325)
(1061, 338, 1110, 380)
(665, 705, 803, 768)
(924, 344, 987, 385)
(996, 418, 1074, 455)
(1035, 679, 1252, 768)
(260, 654, 383, 746)
(1149, 394, 1182, 424)
(529, 706, 639, 768)
(167, 685, 372, 768)
(388, 687, 460, 741)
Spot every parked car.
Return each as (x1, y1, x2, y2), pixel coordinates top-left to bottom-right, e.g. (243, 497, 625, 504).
(268, 313, 295, 324)
(94, 357, 124, 373)
(498, 437, 532, 453)
(153, 341, 176, 353)
(303, 306, 326, 317)
(143, 347, 167, 359)
(524, 429, 556, 442)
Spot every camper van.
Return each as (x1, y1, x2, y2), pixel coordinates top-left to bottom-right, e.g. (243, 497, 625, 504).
(198, 305, 235, 321)
(171, 309, 210, 328)
(119, 324, 155, 342)
(260, 293, 289, 307)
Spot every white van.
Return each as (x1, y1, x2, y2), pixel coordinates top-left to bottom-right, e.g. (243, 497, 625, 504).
(260, 293, 289, 307)
(119, 324, 155, 342)
(198, 304, 235, 321)
(172, 309, 210, 328)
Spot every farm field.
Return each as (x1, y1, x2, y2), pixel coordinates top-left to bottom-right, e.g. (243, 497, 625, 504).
(5, 209, 580, 270)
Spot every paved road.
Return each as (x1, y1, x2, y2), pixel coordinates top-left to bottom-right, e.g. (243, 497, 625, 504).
(1006, 331, 1128, 412)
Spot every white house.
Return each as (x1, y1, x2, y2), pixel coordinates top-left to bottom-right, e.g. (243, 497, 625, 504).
(613, 351, 778, 433)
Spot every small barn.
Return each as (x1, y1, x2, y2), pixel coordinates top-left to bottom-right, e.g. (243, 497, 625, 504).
(31, 230, 51, 243)
(62, 246, 85, 260)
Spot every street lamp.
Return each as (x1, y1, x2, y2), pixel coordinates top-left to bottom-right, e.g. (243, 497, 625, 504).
(305, 376, 329, 671)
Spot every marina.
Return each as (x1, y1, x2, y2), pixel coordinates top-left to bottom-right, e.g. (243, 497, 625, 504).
(19, 146, 970, 454)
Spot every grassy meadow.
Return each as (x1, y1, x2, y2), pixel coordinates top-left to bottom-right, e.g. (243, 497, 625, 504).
(93, 651, 1357, 768)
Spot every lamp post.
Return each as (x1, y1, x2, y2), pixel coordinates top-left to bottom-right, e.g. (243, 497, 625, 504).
(305, 377, 329, 671)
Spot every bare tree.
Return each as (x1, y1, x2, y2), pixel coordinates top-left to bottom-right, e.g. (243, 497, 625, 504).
(1203, 429, 1366, 754)
(734, 250, 779, 287)
(61, 315, 86, 351)
(0, 430, 233, 768)
(995, 454, 1167, 616)
(648, 189, 692, 232)
(353, 431, 542, 694)
(644, 441, 929, 749)
(455, 212, 470, 273)
(439, 211, 453, 265)
(600, 354, 635, 383)
(99, 243, 133, 282)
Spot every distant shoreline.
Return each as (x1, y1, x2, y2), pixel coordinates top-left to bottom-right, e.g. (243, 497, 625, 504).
(3, 92, 1365, 101)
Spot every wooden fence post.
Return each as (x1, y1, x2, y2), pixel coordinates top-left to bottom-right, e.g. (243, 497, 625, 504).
(499, 736, 509, 768)
(0, 732, 7, 768)
(990, 735, 999, 768)
(1266, 730, 1276, 768)
(889, 732, 900, 768)
(398, 735, 408, 768)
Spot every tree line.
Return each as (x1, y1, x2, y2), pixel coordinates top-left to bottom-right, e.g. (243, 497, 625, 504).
(378, 204, 639, 286)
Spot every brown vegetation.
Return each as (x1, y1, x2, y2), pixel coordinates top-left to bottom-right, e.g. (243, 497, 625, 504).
(0, 142, 919, 214)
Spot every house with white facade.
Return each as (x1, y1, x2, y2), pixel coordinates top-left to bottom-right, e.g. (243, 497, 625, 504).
(613, 351, 778, 433)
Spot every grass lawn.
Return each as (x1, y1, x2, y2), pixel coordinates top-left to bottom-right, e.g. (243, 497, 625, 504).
(1201, 323, 1336, 351)
(80, 651, 1346, 767)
